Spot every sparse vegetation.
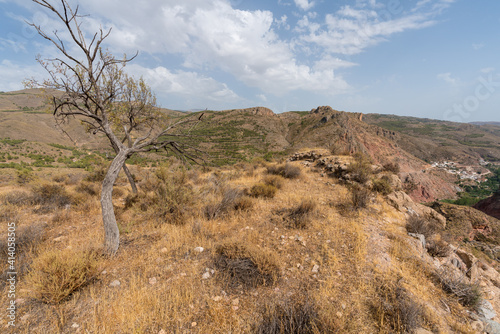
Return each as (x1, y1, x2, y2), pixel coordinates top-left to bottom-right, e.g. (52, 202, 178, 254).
(436, 269, 482, 308)
(249, 183, 278, 198)
(267, 163, 302, 179)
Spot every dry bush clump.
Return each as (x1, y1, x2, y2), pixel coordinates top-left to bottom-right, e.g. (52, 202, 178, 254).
(347, 153, 373, 184)
(2, 190, 32, 206)
(274, 199, 317, 229)
(266, 163, 301, 179)
(435, 269, 482, 308)
(214, 241, 280, 288)
(204, 187, 246, 220)
(249, 183, 278, 199)
(351, 184, 371, 210)
(64, 173, 82, 185)
(26, 247, 100, 304)
(132, 167, 196, 225)
(405, 214, 438, 239)
(75, 181, 99, 196)
(426, 238, 450, 258)
(254, 296, 323, 334)
(84, 164, 107, 182)
(371, 177, 393, 195)
(263, 175, 285, 189)
(383, 161, 400, 173)
(31, 183, 73, 212)
(371, 279, 425, 333)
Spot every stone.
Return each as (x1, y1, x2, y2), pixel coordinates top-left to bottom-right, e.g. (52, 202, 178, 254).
(484, 320, 500, 334)
(158, 330, 167, 334)
(456, 249, 478, 282)
(212, 296, 223, 302)
(408, 233, 426, 250)
(149, 277, 157, 285)
(202, 272, 211, 280)
(413, 329, 433, 334)
(109, 280, 121, 287)
(312, 264, 320, 273)
(194, 247, 204, 253)
(478, 300, 496, 320)
(71, 323, 79, 328)
(471, 321, 484, 332)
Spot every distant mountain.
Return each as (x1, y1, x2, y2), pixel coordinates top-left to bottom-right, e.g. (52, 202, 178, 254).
(470, 121, 500, 126)
(4, 89, 500, 203)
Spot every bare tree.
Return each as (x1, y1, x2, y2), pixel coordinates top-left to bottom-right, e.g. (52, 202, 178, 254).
(28, 0, 200, 254)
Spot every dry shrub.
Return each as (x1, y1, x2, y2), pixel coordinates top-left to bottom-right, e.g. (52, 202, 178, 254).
(351, 184, 371, 210)
(204, 188, 244, 220)
(233, 196, 254, 211)
(371, 279, 425, 333)
(266, 163, 301, 179)
(85, 164, 107, 182)
(143, 167, 196, 225)
(435, 269, 482, 308)
(214, 241, 280, 288)
(255, 296, 323, 334)
(26, 248, 100, 304)
(52, 174, 67, 183)
(113, 187, 124, 198)
(426, 238, 450, 257)
(371, 177, 393, 195)
(405, 214, 437, 239)
(263, 175, 285, 189)
(2, 190, 32, 206)
(31, 183, 73, 212)
(383, 161, 400, 173)
(249, 183, 277, 199)
(75, 182, 99, 196)
(64, 173, 82, 185)
(276, 199, 317, 229)
(51, 209, 71, 224)
(347, 153, 372, 184)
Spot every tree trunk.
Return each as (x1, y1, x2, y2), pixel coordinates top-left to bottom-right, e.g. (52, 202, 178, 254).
(122, 163, 138, 194)
(101, 149, 129, 254)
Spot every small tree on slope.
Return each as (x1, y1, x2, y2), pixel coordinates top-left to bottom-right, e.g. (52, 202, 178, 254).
(28, 0, 200, 254)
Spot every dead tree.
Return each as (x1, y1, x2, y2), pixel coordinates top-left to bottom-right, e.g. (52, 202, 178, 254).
(28, 0, 200, 254)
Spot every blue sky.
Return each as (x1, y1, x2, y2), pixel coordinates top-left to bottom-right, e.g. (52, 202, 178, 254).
(1, 0, 499, 122)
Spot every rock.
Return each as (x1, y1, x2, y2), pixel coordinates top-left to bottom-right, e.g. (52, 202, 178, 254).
(413, 329, 433, 334)
(387, 191, 446, 228)
(484, 320, 500, 334)
(471, 320, 484, 332)
(194, 247, 204, 253)
(149, 277, 157, 285)
(478, 300, 497, 320)
(71, 323, 79, 328)
(109, 280, 121, 287)
(191, 322, 197, 327)
(232, 298, 239, 306)
(312, 264, 320, 273)
(456, 249, 478, 282)
(160, 247, 168, 253)
(202, 272, 211, 280)
(158, 330, 167, 334)
(408, 233, 426, 250)
(212, 296, 223, 302)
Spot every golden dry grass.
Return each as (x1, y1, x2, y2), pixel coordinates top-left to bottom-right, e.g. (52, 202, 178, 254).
(0, 159, 478, 333)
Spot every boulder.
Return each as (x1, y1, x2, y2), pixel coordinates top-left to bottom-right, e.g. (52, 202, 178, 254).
(387, 191, 447, 228)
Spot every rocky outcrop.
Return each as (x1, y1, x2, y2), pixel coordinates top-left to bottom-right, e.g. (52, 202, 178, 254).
(237, 107, 275, 117)
(310, 106, 337, 114)
(387, 191, 447, 228)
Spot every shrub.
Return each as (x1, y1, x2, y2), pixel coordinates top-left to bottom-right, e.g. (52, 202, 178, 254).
(405, 214, 437, 239)
(426, 238, 450, 257)
(17, 168, 34, 184)
(249, 183, 277, 199)
(347, 155, 372, 184)
(276, 199, 317, 229)
(84, 164, 107, 182)
(204, 188, 244, 220)
(266, 163, 301, 179)
(2, 190, 32, 206)
(372, 178, 393, 195)
(31, 183, 73, 210)
(26, 248, 99, 304)
(351, 184, 371, 210)
(75, 182, 99, 196)
(214, 241, 280, 288)
(436, 269, 482, 308)
(263, 175, 284, 189)
(372, 280, 424, 333)
(383, 162, 400, 173)
(255, 296, 321, 334)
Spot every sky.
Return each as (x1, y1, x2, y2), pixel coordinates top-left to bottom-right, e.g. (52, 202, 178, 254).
(0, 0, 499, 123)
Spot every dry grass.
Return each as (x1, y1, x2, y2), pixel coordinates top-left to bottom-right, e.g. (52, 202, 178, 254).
(25, 247, 100, 304)
(249, 183, 278, 199)
(0, 153, 481, 333)
(266, 162, 302, 179)
(214, 240, 280, 288)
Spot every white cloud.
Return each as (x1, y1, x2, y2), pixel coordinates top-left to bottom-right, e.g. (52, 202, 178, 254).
(298, 1, 452, 55)
(127, 64, 240, 103)
(480, 67, 495, 74)
(257, 94, 267, 102)
(437, 72, 459, 86)
(294, 0, 315, 11)
(472, 43, 484, 50)
(0, 60, 45, 91)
